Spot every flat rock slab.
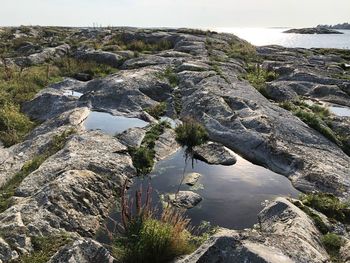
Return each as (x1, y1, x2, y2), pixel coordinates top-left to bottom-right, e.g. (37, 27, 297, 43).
(193, 142, 237, 166)
(183, 172, 201, 186)
(168, 191, 202, 209)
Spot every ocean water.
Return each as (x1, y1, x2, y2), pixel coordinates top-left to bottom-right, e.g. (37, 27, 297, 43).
(215, 27, 350, 49)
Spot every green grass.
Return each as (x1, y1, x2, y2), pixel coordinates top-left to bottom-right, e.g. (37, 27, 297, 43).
(279, 100, 340, 145)
(293, 200, 329, 234)
(227, 40, 259, 63)
(173, 89, 182, 116)
(175, 117, 209, 151)
(128, 122, 170, 175)
(321, 233, 344, 262)
(15, 233, 72, 263)
(114, 185, 212, 263)
(0, 129, 75, 212)
(244, 64, 278, 97)
(157, 67, 179, 88)
(145, 102, 167, 119)
(0, 57, 116, 147)
(300, 193, 350, 224)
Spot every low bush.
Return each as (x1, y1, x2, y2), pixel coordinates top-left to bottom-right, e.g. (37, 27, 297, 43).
(321, 233, 344, 261)
(300, 193, 350, 224)
(227, 40, 259, 63)
(175, 117, 209, 151)
(114, 183, 206, 263)
(245, 64, 278, 97)
(157, 67, 179, 88)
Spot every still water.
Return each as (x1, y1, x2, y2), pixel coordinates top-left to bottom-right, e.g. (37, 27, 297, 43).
(129, 148, 299, 230)
(215, 28, 350, 49)
(84, 111, 148, 135)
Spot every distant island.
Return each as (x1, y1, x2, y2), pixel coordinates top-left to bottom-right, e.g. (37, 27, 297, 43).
(317, 22, 350, 30)
(283, 27, 343, 34)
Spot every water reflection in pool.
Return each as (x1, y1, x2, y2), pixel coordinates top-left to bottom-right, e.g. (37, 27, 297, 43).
(329, 106, 350, 117)
(130, 148, 299, 230)
(84, 111, 148, 136)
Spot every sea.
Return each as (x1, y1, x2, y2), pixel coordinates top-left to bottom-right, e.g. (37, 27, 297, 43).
(213, 27, 350, 49)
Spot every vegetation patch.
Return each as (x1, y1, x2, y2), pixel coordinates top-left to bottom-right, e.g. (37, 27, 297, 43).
(175, 117, 209, 152)
(15, 233, 72, 263)
(321, 233, 344, 262)
(129, 122, 170, 175)
(279, 100, 348, 149)
(0, 129, 75, 212)
(113, 183, 213, 263)
(243, 64, 278, 97)
(157, 67, 179, 88)
(145, 102, 167, 120)
(300, 193, 350, 224)
(227, 40, 259, 63)
(293, 200, 329, 234)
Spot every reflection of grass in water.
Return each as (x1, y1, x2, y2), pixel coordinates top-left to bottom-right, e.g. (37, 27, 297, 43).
(189, 183, 204, 191)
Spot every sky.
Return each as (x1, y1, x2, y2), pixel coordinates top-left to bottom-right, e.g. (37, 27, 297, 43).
(0, 0, 349, 28)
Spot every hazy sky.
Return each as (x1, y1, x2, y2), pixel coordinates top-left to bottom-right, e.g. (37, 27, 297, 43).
(0, 0, 349, 28)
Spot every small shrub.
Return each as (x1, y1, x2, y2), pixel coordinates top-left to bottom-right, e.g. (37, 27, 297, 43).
(145, 102, 167, 119)
(245, 64, 278, 97)
(114, 183, 199, 263)
(322, 233, 344, 261)
(175, 117, 209, 151)
(300, 193, 350, 224)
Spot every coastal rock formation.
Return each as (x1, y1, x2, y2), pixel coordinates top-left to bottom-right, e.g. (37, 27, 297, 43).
(284, 27, 343, 34)
(0, 26, 349, 262)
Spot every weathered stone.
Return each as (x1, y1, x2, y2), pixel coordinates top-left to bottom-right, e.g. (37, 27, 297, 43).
(168, 191, 202, 209)
(74, 49, 124, 68)
(48, 238, 117, 263)
(183, 172, 201, 186)
(117, 127, 147, 148)
(193, 142, 237, 165)
(154, 128, 180, 160)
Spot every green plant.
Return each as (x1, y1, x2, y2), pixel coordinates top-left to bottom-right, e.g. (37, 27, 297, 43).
(244, 64, 278, 97)
(157, 67, 179, 88)
(175, 117, 209, 152)
(16, 234, 72, 263)
(321, 233, 344, 262)
(128, 122, 170, 175)
(227, 40, 259, 63)
(300, 193, 350, 224)
(145, 102, 167, 119)
(114, 183, 198, 263)
(293, 201, 329, 234)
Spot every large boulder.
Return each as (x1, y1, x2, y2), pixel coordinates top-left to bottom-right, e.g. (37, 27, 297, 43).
(193, 142, 237, 165)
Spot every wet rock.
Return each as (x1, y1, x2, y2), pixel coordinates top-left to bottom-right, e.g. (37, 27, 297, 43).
(168, 191, 202, 209)
(154, 128, 180, 160)
(193, 142, 237, 165)
(183, 172, 201, 186)
(178, 198, 329, 263)
(117, 127, 147, 148)
(48, 237, 117, 263)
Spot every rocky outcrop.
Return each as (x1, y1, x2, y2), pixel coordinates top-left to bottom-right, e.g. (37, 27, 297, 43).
(48, 238, 117, 263)
(74, 49, 125, 68)
(284, 27, 343, 34)
(177, 198, 329, 263)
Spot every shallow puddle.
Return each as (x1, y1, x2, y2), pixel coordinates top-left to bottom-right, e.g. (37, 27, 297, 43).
(127, 149, 299, 230)
(329, 105, 350, 117)
(84, 111, 148, 136)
